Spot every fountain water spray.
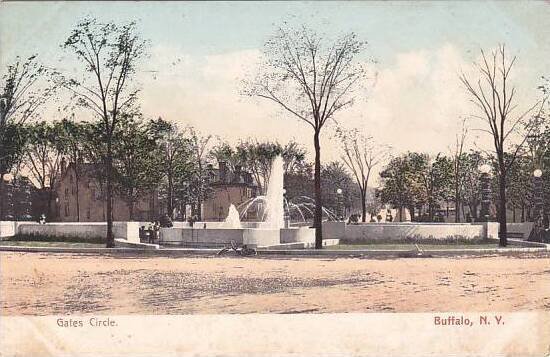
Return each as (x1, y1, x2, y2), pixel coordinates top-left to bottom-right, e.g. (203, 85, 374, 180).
(224, 204, 242, 228)
(262, 156, 285, 229)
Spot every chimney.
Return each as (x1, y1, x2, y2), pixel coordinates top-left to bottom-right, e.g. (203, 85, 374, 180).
(60, 157, 67, 175)
(234, 165, 242, 183)
(218, 161, 227, 183)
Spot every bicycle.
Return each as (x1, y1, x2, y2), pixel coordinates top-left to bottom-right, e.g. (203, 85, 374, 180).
(217, 240, 257, 256)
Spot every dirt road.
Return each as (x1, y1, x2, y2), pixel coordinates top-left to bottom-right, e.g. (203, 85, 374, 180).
(1, 252, 549, 314)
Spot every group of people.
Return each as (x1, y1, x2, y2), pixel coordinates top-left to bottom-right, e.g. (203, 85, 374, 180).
(346, 210, 394, 224)
(140, 214, 173, 243)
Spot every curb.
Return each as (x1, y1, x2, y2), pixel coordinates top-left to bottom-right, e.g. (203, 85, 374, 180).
(0, 244, 548, 257)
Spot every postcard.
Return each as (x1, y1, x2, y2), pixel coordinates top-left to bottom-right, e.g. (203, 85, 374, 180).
(1, 1, 549, 356)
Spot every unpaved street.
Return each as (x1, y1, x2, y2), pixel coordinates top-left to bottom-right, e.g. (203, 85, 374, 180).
(1, 252, 549, 314)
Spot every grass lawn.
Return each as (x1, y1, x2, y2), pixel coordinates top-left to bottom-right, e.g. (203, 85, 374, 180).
(327, 243, 514, 250)
(0, 239, 104, 248)
(0, 234, 106, 248)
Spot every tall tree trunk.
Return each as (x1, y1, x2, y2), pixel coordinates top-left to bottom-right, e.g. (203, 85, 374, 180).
(498, 169, 508, 247)
(360, 188, 367, 223)
(75, 170, 80, 222)
(521, 204, 525, 222)
(46, 188, 54, 221)
(106, 139, 114, 248)
(0, 173, 4, 221)
(313, 131, 323, 249)
(196, 195, 202, 221)
(454, 181, 460, 222)
(399, 205, 403, 221)
(128, 198, 134, 221)
(168, 174, 174, 219)
(512, 207, 516, 223)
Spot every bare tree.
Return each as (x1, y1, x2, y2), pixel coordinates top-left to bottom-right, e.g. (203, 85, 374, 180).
(336, 127, 389, 222)
(23, 121, 64, 219)
(186, 127, 212, 221)
(245, 25, 368, 248)
(450, 118, 468, 222)
(59, 17, 147, 247)
(460, 45, 545, 246)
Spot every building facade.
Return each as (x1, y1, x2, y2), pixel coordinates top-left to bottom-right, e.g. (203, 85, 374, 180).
(202, 162, 258, 221)
(52, 161, 159, 222)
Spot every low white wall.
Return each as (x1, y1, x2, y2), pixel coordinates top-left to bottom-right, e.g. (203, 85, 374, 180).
(344, 222, 496, 242)
(506, 222, 533, 239)
(0, 221, 16, 238)
(280, 227, 315, 244)
(15, 222, 137, 240)
(113, 222, 140, 243)
(160, 226, 292, 247)
(243, 229, 280, 247)
(160, 227, 244, 245)
(322, 221, 345, 239)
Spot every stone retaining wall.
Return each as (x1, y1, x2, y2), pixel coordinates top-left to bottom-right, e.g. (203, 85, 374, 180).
(0, 221, 16, 238)
(13, 222, 139, 241)
(344, 222, 499, 242)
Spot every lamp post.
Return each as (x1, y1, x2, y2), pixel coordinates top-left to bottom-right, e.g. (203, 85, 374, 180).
(283, 188, 290, 228)
(0, 96, 6, 222)
(479, 164, 492, 222)
(336, 188, 343, 221)
(530, 169, 544, 242)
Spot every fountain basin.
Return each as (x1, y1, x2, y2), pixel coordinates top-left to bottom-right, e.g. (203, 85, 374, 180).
(159, 226, 315, 248)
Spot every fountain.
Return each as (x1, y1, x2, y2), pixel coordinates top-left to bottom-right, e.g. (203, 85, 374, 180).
(223, 204, 242, 228)
(261, 156, 285, 229)
(159, 155, 326, 249)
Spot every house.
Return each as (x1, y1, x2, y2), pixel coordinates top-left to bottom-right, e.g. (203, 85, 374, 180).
(51, 159, 159, 222)
(202, 161, 258, 221)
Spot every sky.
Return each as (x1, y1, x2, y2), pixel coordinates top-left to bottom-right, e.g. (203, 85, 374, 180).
(1, 1, 549, 181)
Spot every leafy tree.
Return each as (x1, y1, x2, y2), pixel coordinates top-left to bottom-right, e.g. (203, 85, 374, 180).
(149, 118, 193, 219)
(458, 151, 484, 222)
(379, 154, 417, 221)
(59, 17, 147, 247)
(379, 152, 453, 221)
(22, 121, 65, 218)
(245, 24, 368, 248)
(320, 161, 358, 219)
(211, 139, 308, 195)
(0, 55, 54, 220)
(112, 116, 162, 220)
(507, 154, 533, 222)
(186, 127, 213, 221)
(415, 153, 453, 221)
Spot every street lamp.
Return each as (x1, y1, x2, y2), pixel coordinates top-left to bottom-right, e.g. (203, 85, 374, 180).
(336, 188, 343, 221)
(479, 164, 492, 222)
(283, 188, 290, 228)
(530, 169, 545, 242)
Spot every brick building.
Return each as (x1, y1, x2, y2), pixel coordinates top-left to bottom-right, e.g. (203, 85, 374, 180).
(202, 161, 258, 221)
(51, 161, 159, 222)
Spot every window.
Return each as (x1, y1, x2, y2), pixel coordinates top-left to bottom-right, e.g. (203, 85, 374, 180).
(64, 204, 70, 217)
(86, 208, 91, 220)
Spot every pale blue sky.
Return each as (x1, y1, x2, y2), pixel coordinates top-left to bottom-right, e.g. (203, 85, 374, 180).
(1, 1, 549, 172)
(2, 1, 549, 66)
